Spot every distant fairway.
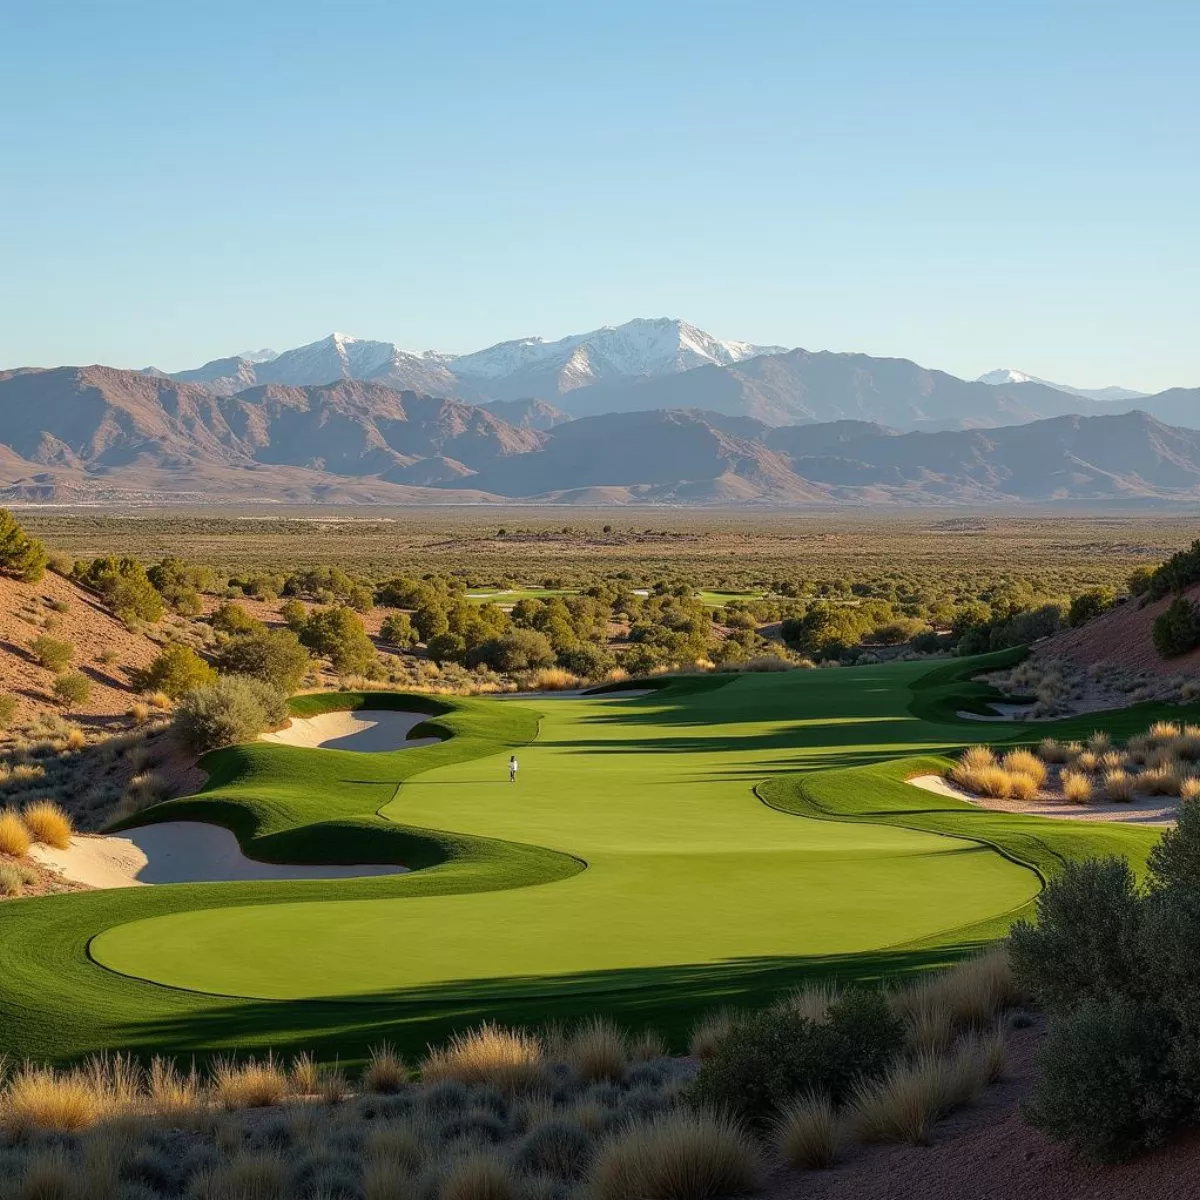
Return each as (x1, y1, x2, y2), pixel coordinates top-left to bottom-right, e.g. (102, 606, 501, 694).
(0, 657, 1165, 1063)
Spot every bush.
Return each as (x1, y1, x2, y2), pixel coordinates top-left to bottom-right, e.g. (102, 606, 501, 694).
(172, 675, 288, 753)
(690, 989, 902, 1126)
(379, 612, 417, 648)
(280, 598, 308, 631)
(1009, 858, 1143, 1015)
(470, 628, 556, 673)
(0, 693, 17, 730)
(52, 672, 92, 707)
(300, 606, 375, 675)
(0, 508, 47, 582)
(1148, 794, 1200, 890)
(30, 635, 73, 671)
(211, 602, 262, 635)
(1069, 588, 1116, 627)
(215, 628, 310, 694)
(1025, 995, 1181, 1163)
(137, 644, 217, 699)
(76, 555, 164, 622)
(1153, 594, 1200, 658)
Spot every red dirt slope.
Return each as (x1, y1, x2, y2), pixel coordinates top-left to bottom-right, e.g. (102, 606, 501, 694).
(1034, 581, 1200, 680)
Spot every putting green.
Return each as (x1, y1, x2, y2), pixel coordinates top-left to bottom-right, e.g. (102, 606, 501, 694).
(93, 668, 1039, 1000)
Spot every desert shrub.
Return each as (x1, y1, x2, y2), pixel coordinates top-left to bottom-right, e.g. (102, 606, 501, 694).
(1038, 738, 1068, 763)
(1009, 858, 1142, 1015)
(76, 555, 164, 622)
(22, 799, 71, 849)
(52, 672, 92, 707)
(585, 1111, 764, 1200)
(1154, 595, 1200, 658)
(215, 628, 310, 694)
(1068, 587, 1116, 627)
(1024, 995, 1181, 1163)
(690, 989, 902, 1126)
(1148, 796, 1200, 890)
(0, 508, 47, 582)
(211, 601, 263, 635)
(172, 675, 288, 753)
(772, 1091, 842, 1169)
(300, 606, 375, 674)
(379, 611, 417, 648)
(30, 635, 73, 671)
(0, 693, 17, 730)
(1061, 770, 1093, 802)
(470, 628, 556, 673)
(137, 644, 217, 699)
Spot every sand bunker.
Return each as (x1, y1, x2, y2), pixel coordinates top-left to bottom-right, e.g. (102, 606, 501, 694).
(908, 774, 1177, 827)
(29, 822, 410, 889)
(261, 709, 442, 752)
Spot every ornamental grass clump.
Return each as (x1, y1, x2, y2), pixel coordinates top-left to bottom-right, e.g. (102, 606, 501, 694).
(420, 1023, 547, 1094)
(1001, 748, 1047, 789)
(0, 808, 31, 858)
(771, 1091, 842, 1169)
(1103, 770, 1136, 803)
(1061, 770, 1093, 803)
(21, 799, 72, 849)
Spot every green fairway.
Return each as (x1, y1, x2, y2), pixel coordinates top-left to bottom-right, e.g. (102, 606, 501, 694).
(0, 656, 1166, 1063)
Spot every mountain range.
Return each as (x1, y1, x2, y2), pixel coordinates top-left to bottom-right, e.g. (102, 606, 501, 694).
(138, 318, 1185, 432)
(2, 363, 1200, 507)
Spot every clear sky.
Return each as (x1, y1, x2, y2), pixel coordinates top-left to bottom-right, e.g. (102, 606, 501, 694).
(1, 0, 1196, 391)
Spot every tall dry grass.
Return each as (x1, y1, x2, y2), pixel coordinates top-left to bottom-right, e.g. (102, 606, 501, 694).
(420, 1023, 547, 1093)
(687, 1008, 738, 1059)
(586, 1111, 764, 1200)
(1060, 770, 1093, 803)
(1103, 770, 1136, 802)
(564, 1017, 628, 1084)
(21, 799, 72, 849)
(1000, 749, 1046, 789)
(0, 808, 31, 857)
(772, 1091, 842, 1169)
(210, 1055, 288, 1110)
(364, 1042, 407, 1094)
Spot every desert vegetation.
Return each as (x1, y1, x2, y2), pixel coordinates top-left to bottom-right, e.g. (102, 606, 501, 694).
(0, 952, 1022, 1200)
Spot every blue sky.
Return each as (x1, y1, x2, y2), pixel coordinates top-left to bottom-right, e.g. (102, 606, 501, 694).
(1, 0, 1196, 390)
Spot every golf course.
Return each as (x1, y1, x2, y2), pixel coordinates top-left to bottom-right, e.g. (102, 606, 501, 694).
(0, 653, 1165, 1064)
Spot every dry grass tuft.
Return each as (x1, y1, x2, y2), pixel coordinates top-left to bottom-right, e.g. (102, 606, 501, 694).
(0, 809, 32, 858)
(148, 1056, 200, 1118)
(1149, 721, 1181, 743)
(1037, 738, 1069, 763)
(1181, 777, 1200, 803)
(1141, 766, 1180, 797)
(420, 1023, 547, 1094)
(586, 1110, 764, 1200)
(22, 799, 72, 849)
(364, 1042, 408, 1093)
(958, 745, 996, 772)
(1008, 773, 1037, 801)
(1, 1063, 103, 1133)
(211, 1055, 288, 1110)
(189, 1151, 288, 1200)
(1001, 749, 1046, 789)
(776, 981, 841, 1024)
(688, 1008, 738, 1060)
(1061, 770, 1093, 803)
(528, 667, 582, 691)
(440, 1152, 525, 1200)
(965, 766, 1014, 799)
(1087, 730, 1112, 752)
(1076, 750, 1099, 773)
(1103, 770, 1137, 803)
(564, 1016, 628, 1084)
(772, 1091, 842, 1169)
(629, 1029, 668, 1062)
(890, 947, 1017, 1040)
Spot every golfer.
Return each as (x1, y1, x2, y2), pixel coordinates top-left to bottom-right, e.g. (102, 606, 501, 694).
(509, 754, 519, 784)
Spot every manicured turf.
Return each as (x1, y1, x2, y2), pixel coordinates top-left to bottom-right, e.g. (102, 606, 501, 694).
(0, 656, 1167, 1064)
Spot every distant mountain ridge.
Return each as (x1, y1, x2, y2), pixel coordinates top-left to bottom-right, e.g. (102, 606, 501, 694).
(3, 364, 1200, 507)
(977, 368, 1148, 403)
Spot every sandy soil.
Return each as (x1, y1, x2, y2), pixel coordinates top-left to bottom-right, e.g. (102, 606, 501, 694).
(29, 822, 410, 888)
(769, 1018, 1200, 1200)
(0, 572, 163, 730)
(260, 709, 442, 751)
(909, 773, 1177, 826)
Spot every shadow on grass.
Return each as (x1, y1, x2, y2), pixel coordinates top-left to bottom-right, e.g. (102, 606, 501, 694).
(108, 941, 997, 1066)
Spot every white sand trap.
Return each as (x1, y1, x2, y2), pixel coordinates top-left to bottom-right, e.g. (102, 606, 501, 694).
(260, 709, 442, 752)
(29, 822, 410, 889)
(908, 773, 1177, 827)
(957, 702, 1037, 722)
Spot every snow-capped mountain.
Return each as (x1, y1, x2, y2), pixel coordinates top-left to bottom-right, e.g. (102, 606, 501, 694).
(169, 333, 459, 398)
(165, 319, 788, 403)
(977, 368, 1148, 404)
(451, 317, 786, 383)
